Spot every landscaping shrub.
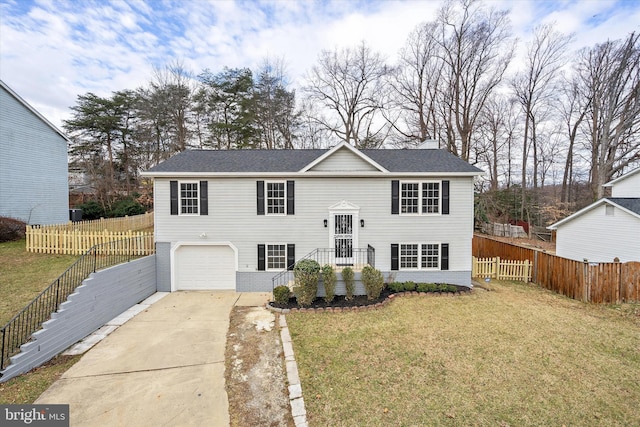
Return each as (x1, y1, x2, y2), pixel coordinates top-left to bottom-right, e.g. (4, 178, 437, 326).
(404, 281, 416, 291)
(388, 282, 405, 293)
(293, 259, 321, 307)
(322, 264, 337, 303)
(342, 266, 355, 301)
(438, 283, 450, 292)
(447, 284, 459, 293)
(75, 200, 106, 220)
(426, 283, 438, 292)
(361, 265, 384, 301)
(416, 283, 430, 293)
(0, 216, 26, 242)
(109, 197, 146, 217)
(273, 285, 291, 305)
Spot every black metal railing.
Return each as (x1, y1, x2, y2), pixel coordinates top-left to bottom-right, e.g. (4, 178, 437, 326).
(271, 246, 375, 290)
(0, 238, 155, 374)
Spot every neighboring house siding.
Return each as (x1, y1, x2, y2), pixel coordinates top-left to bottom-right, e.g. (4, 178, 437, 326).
(154, 175, 474, 290)
(556, 204, 640, 263)
(610, 172, 640, 197)
(0, 86, 68, 225)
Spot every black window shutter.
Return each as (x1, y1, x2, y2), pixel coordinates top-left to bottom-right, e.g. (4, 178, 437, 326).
(170, 180, 178, 215)
(441, 243, 449, 270)
(442, 180, 450, 215)
(287, 180, 295, 215)
(199, 181, 208, 215)
(391, 244, 399, 271)
(257, 244, 266, 271)
(287, 244, 295, 270)
(257, 181, 265, 215)
(391, 180, 399, 214)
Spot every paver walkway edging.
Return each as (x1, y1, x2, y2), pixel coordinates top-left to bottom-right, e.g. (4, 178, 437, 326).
(279, 314, 308, 427)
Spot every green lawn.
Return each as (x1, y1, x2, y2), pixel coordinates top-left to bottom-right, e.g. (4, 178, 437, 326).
(0, 239, 79, 403)
(0, 239, 78, 325)
(287, 281, 640, 426)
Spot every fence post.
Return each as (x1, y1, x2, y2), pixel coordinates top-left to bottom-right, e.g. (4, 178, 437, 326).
(495, 256, 500, 280)
(583, 259, 590, 303)
(533, 251, 538, 284)
(1, 327, 5, 371)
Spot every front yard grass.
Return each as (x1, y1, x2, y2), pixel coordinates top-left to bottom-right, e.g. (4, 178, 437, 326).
(287, 281, 640, 426)
(0, 239, 79, 402)
(0, 239, 78, 325)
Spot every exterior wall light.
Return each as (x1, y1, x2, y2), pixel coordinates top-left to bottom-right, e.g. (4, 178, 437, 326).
(360, 219, 365, 227)
(324, 219, 328, 227)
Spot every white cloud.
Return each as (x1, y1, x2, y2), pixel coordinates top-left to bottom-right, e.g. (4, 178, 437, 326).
(1, 0, 638, 130)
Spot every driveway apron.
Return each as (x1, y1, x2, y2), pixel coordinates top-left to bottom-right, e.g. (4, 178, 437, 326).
(35, 291, 270, 427)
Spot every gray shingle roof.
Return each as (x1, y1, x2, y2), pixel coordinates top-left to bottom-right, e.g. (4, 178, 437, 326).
(608, 198, 640, 215)
(146, 148, 483, 174)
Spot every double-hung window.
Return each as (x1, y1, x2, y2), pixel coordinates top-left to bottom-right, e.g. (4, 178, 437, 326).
(400, 244, 419, 268)
(394, 180, 446, 215)
(401, 183, 420, 214)
(180, 182, 199, 215)
(266, 182, 286, 215)
(422, 182, 440, 214)
(267, 244, 287, 270)
(399, 243, 440, 270)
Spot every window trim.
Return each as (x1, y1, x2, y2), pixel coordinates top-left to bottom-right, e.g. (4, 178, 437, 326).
(179, 180, 200, 216)
(265, 181, 287, 216)
(398, 242, 442, 271)
(266, 242, 288, 271)
(399, 180, 442, 216)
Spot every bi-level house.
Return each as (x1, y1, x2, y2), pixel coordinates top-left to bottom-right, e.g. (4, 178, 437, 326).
(548, 167, 640, 263)
(142, 142, 483, 293)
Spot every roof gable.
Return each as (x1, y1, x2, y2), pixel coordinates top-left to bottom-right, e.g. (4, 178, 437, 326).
(603, 167, 640, 187)
(301, 142, 387, 173)
(548, 198, 640, 229)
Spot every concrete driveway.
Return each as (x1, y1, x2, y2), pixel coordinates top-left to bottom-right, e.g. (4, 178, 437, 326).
(35, 291, 270, 427)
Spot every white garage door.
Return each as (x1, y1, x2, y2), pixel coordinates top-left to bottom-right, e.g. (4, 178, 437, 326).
(174, 245, 236, 290)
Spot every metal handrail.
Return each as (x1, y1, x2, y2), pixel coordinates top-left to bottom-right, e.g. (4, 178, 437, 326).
(271, 246, 375, 290)
(0, 237, 155, 374)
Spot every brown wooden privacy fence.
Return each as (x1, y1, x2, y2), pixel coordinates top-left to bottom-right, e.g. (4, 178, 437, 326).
(472, 257, 532, 282)
(26, 229, 154, 255)
(473, 234, 640, 303)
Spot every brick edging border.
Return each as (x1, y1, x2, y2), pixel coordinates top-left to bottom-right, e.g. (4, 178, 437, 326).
(266, 289, 473, 314)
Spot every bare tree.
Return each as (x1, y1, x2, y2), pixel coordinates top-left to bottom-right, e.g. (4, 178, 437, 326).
(304, 41, 390, 148)
(388, 22, 443, 146)
(436, 0, 515, 161)
(512, 24, 572, 193)
(476, 94, 519, 190)
(577, 32, 640, 199)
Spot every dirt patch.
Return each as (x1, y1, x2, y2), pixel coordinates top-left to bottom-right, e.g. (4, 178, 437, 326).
(225, 306, 294, 427)
(480, 234, 556, 253)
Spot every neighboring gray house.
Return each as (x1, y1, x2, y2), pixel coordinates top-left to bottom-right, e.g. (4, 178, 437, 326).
(142, 142, 483, 292)
(0, 80, 69, 225)
(548, 167, 640, 263)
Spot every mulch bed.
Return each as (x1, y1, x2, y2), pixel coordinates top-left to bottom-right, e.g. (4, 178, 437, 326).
(268, 286, 471, 311)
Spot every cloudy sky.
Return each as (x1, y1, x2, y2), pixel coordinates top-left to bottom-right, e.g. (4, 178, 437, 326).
(1, 0, 639, 130)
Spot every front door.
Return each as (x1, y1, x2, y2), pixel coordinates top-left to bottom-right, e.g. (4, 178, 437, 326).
(334, 214, 353, 265)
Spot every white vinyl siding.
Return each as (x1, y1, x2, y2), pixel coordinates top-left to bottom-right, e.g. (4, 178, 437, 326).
(556, 203, 640, 263)
(308, 147, 379, 171)
(609, 170, 640, 197)
(154, 175, 474, 273)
